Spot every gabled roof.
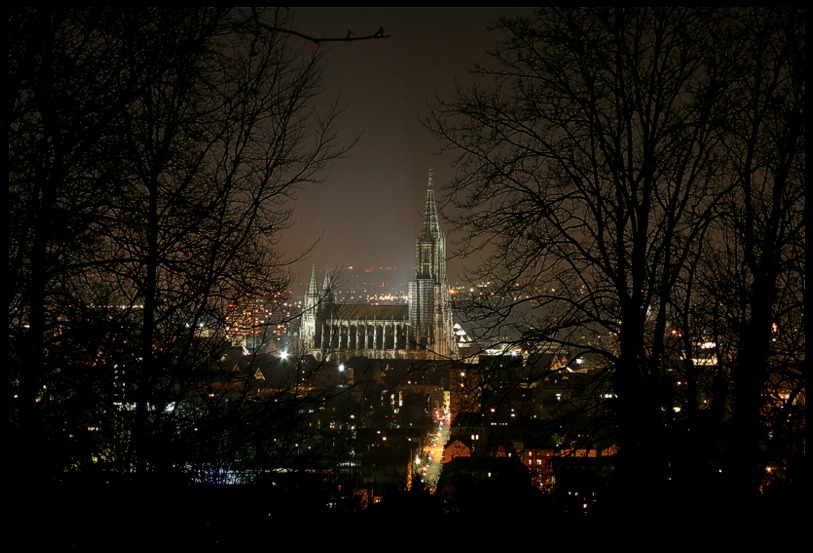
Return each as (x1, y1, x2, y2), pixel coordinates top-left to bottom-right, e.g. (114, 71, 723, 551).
(331, 304, 409, 321)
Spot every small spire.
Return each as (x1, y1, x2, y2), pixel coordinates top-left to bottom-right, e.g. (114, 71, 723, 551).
(308, 265, 318, 294)
(322, 269, 335, 305)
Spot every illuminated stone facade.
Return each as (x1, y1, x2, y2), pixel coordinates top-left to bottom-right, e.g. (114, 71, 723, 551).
(297, 172, 457, 362)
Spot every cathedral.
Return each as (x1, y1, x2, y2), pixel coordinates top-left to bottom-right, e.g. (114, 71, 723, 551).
(295, 172, 458, 362)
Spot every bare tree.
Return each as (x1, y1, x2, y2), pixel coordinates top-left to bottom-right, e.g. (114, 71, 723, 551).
(704, 8, 805, 501)
(425, 7, 801, 514)
(8, 7, 384, 485)
(9, 7, 166, 479)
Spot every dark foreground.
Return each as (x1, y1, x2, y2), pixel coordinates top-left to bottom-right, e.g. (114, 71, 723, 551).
(9, 478, 804, 548)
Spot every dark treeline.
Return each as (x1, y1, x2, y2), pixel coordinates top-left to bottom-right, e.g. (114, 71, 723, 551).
(7, 6, 805, 543)
(9, 5, 352, 492)
(427, 5, 805, 521)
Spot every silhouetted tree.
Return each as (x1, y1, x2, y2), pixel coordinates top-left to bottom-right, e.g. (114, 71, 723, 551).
(8, 7, 370, 486)
(702, 7, 805, 501)
(426, 6, 805, 514)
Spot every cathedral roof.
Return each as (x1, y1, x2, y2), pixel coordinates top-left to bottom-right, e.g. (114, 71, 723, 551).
(331, 304, 409, 321)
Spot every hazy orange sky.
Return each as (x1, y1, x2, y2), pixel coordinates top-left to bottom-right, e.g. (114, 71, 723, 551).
(278, 7, 535, 290)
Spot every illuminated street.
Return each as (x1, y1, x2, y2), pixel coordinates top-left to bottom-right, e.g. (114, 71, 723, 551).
(418, 409, 450, 492)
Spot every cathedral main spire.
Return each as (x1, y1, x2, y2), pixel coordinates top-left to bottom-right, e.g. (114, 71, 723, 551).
(420, 169, 441, 242)
(409, 170, 456, 359)
(416, 170, 446, 282)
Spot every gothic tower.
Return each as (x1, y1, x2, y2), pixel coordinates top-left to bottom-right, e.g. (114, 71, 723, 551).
(409, 171, 457, 359)
(295, 171, 457, 362)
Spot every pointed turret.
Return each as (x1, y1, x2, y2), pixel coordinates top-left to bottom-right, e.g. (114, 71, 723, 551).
(308, 266, 319, 295)
(299, 266, 320, 351)
(303, 265, 319, 315)
(322, 269, 335, 306)
(322, 270, 332, 293)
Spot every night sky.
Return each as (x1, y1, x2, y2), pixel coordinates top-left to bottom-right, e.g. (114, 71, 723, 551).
(279, 8, 535, 289)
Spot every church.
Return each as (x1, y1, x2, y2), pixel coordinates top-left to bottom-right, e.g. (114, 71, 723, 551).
(295, 172, 458, 362)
